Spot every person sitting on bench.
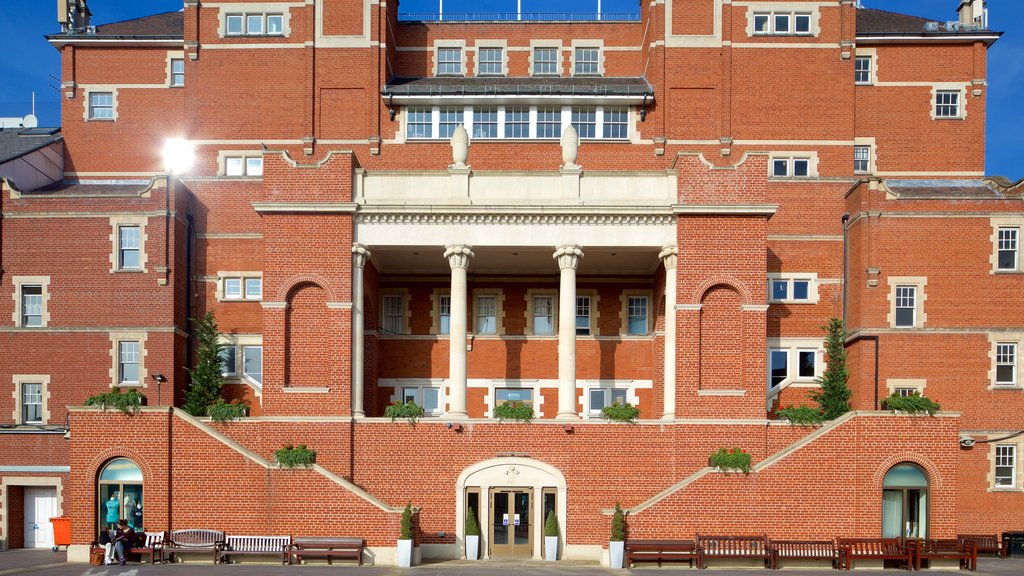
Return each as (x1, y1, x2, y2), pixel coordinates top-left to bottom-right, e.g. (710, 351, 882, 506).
(112, 519, 135, 566)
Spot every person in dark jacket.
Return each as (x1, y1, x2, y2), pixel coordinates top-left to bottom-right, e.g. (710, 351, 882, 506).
(111, 519, 135, 566)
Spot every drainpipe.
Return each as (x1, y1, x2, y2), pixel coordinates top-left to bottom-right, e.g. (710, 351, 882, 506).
(842, 212, 850, 327)
(185, 213, 195, 379)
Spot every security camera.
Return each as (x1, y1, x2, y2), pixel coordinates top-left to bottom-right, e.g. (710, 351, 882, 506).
(959, 436, 976, 448)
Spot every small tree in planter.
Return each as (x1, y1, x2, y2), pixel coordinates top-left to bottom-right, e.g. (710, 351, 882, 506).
(397, 502, 414, 567)
(184, 312, 226, 417)
(609, 502, 627, 569)
(543, 510, 559, 561)
(810, 318, 853, 419)
(464, 508, 481, 560)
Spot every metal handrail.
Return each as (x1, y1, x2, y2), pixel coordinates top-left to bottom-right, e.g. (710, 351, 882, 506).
(398, 12, 640, 22)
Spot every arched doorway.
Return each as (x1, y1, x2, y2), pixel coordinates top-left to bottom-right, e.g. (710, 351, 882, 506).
(97, 458, 144, 532)
(882, 463, 928, 539)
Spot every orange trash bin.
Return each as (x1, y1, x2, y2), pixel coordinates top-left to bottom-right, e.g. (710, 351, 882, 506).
(50, 517, 71, 552)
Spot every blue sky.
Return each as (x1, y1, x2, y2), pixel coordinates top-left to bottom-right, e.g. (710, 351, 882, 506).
(0, 0, 1019, 179)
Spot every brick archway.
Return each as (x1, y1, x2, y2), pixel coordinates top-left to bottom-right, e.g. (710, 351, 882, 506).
(276, 273, 339, 303)
(691, 275, 753, 305)
(872, 452, 944, 490)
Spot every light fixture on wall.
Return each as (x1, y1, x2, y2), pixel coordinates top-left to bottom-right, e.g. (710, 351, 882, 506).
(152, 373, 167, 406)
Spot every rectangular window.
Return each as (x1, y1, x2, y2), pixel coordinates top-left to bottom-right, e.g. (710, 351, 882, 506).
(220, 346, 237, 376)
(224, 278, 243, 299)
(88, 92, 114, 120)
(439, 295, 451, 335)
(998, 227, 1019, 271)
(505, 107, 530, 138)
(794, 13, 811, 33)
(533, 48, 558, 75)
(223, 277, 261, 300)
(224, 156, 262, 176)
(21, 285, 43, 327)
(382, 295, 404, 334)
(574, 47, 599, 75)
(495, 388, 533, 406)
(771, 280, 788, 301)
(402, 387, 441, 413)
(770, 349, 788, 388)
(473, 108, 498, 139)
(792, 280, 809, 300)
(854, 145, 871, 172)
(996, 343, 1017, 386)
(855, 56, 872, 84)
(753, 13, 770, 34)
(797, 350, 816, 379)
(242, 345, 262, 385)
(244, 278, 262, 300)
(226, 14, 243, 35)
(437, 47, 462, 75)
(996, 445, 1016, 487)
(589, 388, 627, 415)
(170, 58, 185, 87)
(793, 158, 809, 177)
(266, 14, 283, 35)
(627, 296, 648, 336)
(895, 285, 916, 327)
(21, 383, 43, 424)
(772, 158, 789, 177)
(438, 107, 464, 139)
(935, 91, 960, 118)
(537, 107, 561, 138)
(895, 387, 917, 397)
(119, 341, 140, 384)
(770, 278, 812, 303)
(407, 107, 433, 139)
(774, 13, 790, 33)
(245, 157, 263, 176)
(246, 14, 264, 35)
(575, 296, 591, 336)
(533, 296, 554, 335)
(118, 226, 141, 270)
(572, 107, 597, 139)
(476, 295, 497, 334)
(604, 107, 628, 139)
(478, 47, 503, 75)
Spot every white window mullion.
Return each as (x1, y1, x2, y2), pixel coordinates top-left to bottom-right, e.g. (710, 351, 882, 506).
(529, 106, 537, 139)
(561, 106, 571, 133)
(595, 106, 605, 140)
(464, 105, 474, 139)
(497, 106, 506, 139)
(431, 105, 440, 139)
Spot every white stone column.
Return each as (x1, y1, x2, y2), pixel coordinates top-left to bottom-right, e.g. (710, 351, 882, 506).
(659, 246, 678, 421)
(444, 244, 474, 418)
(351, 243, 371, 418)
(553, 245, 583, 420)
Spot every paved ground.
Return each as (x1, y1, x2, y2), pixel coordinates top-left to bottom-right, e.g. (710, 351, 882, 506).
(2, 549, 1023, 576)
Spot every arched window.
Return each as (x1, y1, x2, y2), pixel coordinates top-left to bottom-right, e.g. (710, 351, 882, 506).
(882, 463, 929, 538)
(98, 458, 144, 532)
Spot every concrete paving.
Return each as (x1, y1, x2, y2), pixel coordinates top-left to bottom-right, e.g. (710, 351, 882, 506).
(1, 549, 1022, 576)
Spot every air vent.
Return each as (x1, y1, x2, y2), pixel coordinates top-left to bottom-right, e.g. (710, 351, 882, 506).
(923, 21, 940, 32)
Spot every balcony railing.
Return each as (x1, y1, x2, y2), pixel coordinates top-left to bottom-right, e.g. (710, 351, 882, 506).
(398, 12, 640, 22)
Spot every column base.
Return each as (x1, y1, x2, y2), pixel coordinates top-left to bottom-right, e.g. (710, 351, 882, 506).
(661, 413, 676, 421)
(444, 411, 468, 419)
(353, 410, 366, 419)
(555, 412, 579, 420)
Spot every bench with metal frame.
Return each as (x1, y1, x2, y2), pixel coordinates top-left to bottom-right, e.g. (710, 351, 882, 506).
(167, 529, 225, 563)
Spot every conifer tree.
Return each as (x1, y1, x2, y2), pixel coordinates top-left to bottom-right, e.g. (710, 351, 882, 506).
(183, 312, 225, 416)
(810, 317, 852, 419)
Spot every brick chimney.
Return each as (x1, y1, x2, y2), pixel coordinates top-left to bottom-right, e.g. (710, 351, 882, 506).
(57, 0, 91, 32)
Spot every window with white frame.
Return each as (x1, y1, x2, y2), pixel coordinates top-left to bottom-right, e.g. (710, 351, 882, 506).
(242, 345, 262, 384)
(21, 382, 43, 424)
(769, 345, 819, 389)
(533, 47, 559, 75)
(934, 90, 961, 118)
(505, 107, 529, 138)
(771, 157, 811, 178)
(895, 285, 917, 328)
(118, 226, 141, 270)
(753, 11, 812, 35)
(768, 277, 813, 303)
(88, 92, 114, 120)
(855, 56, 872, 85)
(225, 155, 263, 177)
(478, 47, 503, 75)
(996, 343, 1017, 386)
(855, 145, 871, 173)
(576, 296, 591, 336)
(405, 105, 631, 141)
(627, 296, 648, 336)
(473, 108, 498, 139)
(220, 346, 237, 376)
(170, 58, 185, 87)
(995, 445, 1016, 488)
(226, 13, 284, 36)
(533, 295, 554, 335)
(769, 349, 788, 388)
(589, 388, 627, 416)
(437, 47, 463, 75)
(439, 107, 463, 139)
(797, 349, 816, 379)
(998, 227, 1019, 271)
(895, 387, 918, 397)
(407, 107, 432, 139)
(119, 341, 140, 384)
(574, 47, 600, 75)
(604, 107, 628, 139)
(20, 285, 43, 327)
(537, 107, 562, 138)
(476, 295, 497, 334)
(572, 107, 597, 139)
(382, 295, 404, 334)
(495, 388, 533, 407)
(439, 294, 451, 335)
(402, 386, 442, 415)
(222, 276, 262, 301)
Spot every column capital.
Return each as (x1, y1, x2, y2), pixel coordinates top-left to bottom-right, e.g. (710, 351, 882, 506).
(659, 245, 678, 269)
(553, 245, 584, 270)
(444, 244, 475, 269)
(352, 243, 371, 269)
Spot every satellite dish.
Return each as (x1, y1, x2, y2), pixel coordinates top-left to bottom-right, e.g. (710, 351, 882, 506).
(23, 114, 38, 128)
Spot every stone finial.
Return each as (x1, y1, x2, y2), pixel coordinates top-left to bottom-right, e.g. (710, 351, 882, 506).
(560, 124, 579, 168)
(450, 124, 469, 169)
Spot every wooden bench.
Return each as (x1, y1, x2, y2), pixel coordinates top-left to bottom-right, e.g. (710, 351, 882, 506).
(167, 529, 225, 563)
(90, 531, 167, 565)
(909, 539, 977, 571)
(624, 539, 698, 568)
(696, 535, 769, 569)
(836, 537, 910, 570)
(289, 537, 364, 566)
(216, 535, 291, 565)
(958, 534, 1001, 558)
(767, 539, 838, 569)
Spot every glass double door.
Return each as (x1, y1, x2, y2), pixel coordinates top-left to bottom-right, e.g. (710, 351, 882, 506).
(490, 490, 532, 558)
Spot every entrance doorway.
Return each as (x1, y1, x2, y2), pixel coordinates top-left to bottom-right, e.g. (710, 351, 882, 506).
(24, 487, 57, 549)
(882, 463, 929, 539)
(490, 490, 532, 558)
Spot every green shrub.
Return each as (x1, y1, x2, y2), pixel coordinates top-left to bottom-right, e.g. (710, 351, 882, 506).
(544, 510, 559, 537)
(84, 387, 146, 415)
(810, 318, 853, 419)
(465, 507, 481, 537)
(184, 312, 226, 417)
(385, 401, 425, 425)
(610, 502, 626, 542)
(709, 447, 752, 475)
(602, 403, 640, 424)
(400, 502, 414, 540)
(493, 401, 534, 423)
(882, 392, 941, 416)
(274, 444, 316, 468)
(776, 405, 826, 427)
(206, 399, 249, 422)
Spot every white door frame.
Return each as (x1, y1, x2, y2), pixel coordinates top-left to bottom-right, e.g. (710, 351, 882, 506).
(1, 477, 63, 550)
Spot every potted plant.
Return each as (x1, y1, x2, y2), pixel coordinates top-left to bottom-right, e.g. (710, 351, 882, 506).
(465, 507, 481, 560)
(709, 447, 752, 475)
(609, 502, 626, 569)
(544, 510, 559, 561)
(397, 502, 413, 567)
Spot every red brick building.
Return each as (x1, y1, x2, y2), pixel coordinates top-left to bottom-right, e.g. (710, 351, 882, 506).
(1, 0, 1021, 565)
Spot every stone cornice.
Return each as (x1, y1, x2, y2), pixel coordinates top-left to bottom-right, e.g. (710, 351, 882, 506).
(356, 212, 675, 226)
